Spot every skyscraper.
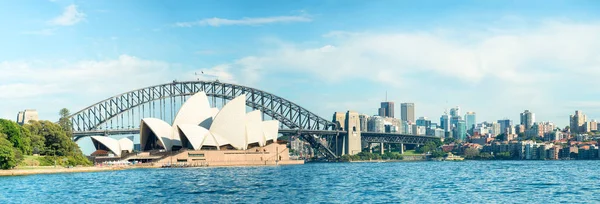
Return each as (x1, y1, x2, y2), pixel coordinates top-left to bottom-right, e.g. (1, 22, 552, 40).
(379, 102, 395, 118)
(520, 110, 535, 130)
(401, 103, 415, 123)
(440, 114, 450, 132)
(497, 119, 513, 134)
(570, 110, 587, 133)
(465, 112, 476, 134)
(449, 106, 460, 117)
(453, 120, 467, 141)
(415, 117, 431, 129)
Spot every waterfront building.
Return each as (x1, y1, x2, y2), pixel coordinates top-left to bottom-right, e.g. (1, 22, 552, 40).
(548, 146, 560, 160)
(114, 92, 301, 166)
(578, 145, 599, 160)
(400, 103, 415, 123)
(379, 102, 395, 118)
(465, 112, 476, 134)
(520, 110, 535, 130)
(16, 109, 39, 125)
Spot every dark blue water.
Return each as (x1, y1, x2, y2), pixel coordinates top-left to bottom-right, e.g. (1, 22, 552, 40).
(2, 161, 600, 203)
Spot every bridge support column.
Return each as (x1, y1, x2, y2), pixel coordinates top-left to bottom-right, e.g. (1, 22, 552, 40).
(369, 143, 373, 153)
(380, 142, 384, 155)
(400, 143, 404, 154)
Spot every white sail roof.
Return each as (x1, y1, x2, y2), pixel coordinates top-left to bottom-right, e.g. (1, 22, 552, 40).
(171, 92, 213, 145)
(177, 124, 211, 150)
(118, 138, 134, 153)
(135, 93, 282, 151)
(246, 110, 265, 146)
(141, 118, 173, 151)
(263, 120, 279, 142)
(210, 95, 247, 150)
(91, 136, 122, 156)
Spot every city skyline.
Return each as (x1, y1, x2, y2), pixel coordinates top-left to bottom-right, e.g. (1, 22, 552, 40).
(3, 1, 600, 127)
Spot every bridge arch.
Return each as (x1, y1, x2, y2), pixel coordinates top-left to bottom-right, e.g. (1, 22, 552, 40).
(69, 80, 336, 133)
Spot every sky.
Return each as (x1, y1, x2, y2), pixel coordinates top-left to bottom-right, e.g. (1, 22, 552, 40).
(2, 0, 600, 131)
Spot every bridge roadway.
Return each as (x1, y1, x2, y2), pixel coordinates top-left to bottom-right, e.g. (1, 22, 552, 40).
(73, 129, 440, 145)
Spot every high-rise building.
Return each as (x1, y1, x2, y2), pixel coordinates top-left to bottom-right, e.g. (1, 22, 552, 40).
(465, 112, 476, 134)
(415, 117, 431, 129)
(400, 103, 415, 123)
(497, 119, 513, 134)
(520, 110, 535, 130)
(16, 109, 39, 125)
(490, 122, 501, 136)
(440, 114, 450, 132)
(367, 116, 385, 133)
(450, 116, 461, 131)
(453, 120, 467, 141)
(379, 102, 395, 118)
(570, 110, 587, 134)
(450, 106, 461, 117)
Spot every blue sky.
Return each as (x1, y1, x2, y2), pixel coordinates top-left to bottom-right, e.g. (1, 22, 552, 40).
(3, 0, 600, 131)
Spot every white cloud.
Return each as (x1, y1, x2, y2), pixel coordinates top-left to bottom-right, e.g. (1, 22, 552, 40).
(50, 4, 86, 26)
(207, 20, 600, 125)
(175, 15, 311, 27)
(0, 55, 235, 121)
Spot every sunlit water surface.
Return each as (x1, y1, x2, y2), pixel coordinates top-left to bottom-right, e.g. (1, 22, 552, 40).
(2, 161, 600, 203)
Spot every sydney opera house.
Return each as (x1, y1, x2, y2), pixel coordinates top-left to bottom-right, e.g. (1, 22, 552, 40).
(90, 92, 302, 166)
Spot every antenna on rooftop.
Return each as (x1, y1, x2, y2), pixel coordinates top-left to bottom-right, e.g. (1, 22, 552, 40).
(385, 91, 388, 102)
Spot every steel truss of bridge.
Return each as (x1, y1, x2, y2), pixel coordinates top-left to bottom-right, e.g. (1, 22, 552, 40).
(68, 80, 441, 160)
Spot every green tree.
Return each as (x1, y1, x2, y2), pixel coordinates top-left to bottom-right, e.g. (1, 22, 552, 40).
(0, 136, 17, 169)
(495, 151, 512, 160)
(0, 119, 32, 155)
(478, 152, 493, 160)
(417, 141, 442, 154)
(430, 150, 447, 158)
(443, 137, 456, 145)
(495, 134, 506, 141)
(463, 148, 480, 159)
(23, 121, 45, 154)
(58, 108, 73, 137)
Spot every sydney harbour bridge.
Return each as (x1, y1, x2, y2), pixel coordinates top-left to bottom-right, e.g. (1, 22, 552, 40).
(68, 80, 440, 159)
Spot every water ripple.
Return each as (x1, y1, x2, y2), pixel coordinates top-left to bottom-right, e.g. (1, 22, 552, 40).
(2, 161, 600, 203)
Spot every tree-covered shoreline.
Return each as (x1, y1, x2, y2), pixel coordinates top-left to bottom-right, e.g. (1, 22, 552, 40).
(0, 109, 91, 169)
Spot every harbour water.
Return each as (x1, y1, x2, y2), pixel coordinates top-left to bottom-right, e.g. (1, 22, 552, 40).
(2, 161, 600, 203)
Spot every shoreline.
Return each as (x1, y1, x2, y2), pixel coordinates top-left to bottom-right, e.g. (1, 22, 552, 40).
(0, 166, 129, 177)
(0, 160, 304, 176)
